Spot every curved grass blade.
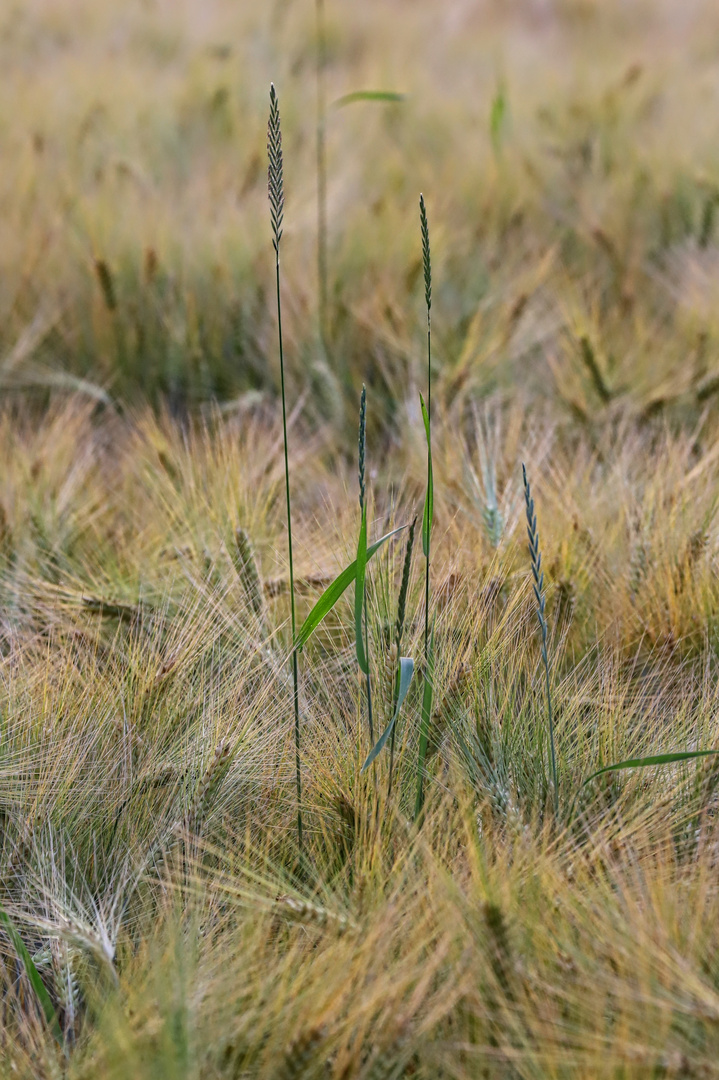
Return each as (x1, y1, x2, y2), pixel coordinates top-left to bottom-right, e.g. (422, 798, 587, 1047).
(0, 907, 62, 1043)
(355, 504, 369, 674)
(568, 750, 719, 822)
(420, 393, 433, 559)
(331, 91, 406, 110)
(414, 624, 435, 820)
(361, 656, 415, 772)
(296, 525, 406, 651)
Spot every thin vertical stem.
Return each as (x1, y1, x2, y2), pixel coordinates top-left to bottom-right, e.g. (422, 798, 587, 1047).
(358, 386, 373, 742)
(388, 517, 416, 801)
(269, 84, 302, 854)
(316, 0, 328, 349)
(276, 257, 302, 854)
(420, 194, 432, 668)
(424, 314, 431, 666)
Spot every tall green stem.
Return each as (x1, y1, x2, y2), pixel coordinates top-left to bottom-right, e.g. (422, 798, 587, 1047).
(269, 84, 302, 853)
(316, 0, 328, 349)
(420, 195, 432, 669)
(358, 386, 374, 742)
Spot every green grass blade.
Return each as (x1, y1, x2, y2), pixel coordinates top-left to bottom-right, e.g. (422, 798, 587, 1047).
(569, 750, 719, 822)
(361, 656, 415, 772)
(414, 626, 435, 819)
(0, 907, 62, 1043)
(420, 393, 433, 559)
(296, 525, 406, 651)
(490, 84, 507, 155)
(355, 503, 369, 674)
(331, 90, 406, 109)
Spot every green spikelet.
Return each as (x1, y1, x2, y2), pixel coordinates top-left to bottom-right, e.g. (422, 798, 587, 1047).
(395, 516, 416, 654)
(420, 193, 431, 326)
(358, 385, 367, 511)
(522, 463, 558, 813)
(268, 85, 284, 254)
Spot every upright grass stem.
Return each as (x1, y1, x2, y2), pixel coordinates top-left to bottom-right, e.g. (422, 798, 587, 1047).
(388, 516, 416, 799)
(415, 195, 434, 822)
(316, 0, 328, 348)
(269, 84, 302, 854)
(358, 386, 374, 742)
(420, 194, 432, 667)
(522, 463, 558, 815)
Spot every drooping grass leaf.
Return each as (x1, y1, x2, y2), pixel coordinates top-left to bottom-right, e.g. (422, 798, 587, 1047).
(355, 503, 368, 674)
(331, 91, 406, 110)
(361, 656, 415, 772)
(296, 525, 406, 651)
(420, 393, 433, 559)
(0, 906, 62, 1043)
(414, 625, 435, 819)
(569, 750, 719, 822)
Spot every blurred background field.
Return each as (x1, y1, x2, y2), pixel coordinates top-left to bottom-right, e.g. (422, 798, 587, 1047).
(3, 0, 719, 423)
(6, 2, 719, 1077)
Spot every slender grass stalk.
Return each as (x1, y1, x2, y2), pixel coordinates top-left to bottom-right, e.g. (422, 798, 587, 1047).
(316, 0, 328, 348)
(388, 516, 416, 799)
(522, 463, 558, 815)
(415, 194, 434, 824)
(268, 83, 302, 854)
(420, 194, 432, 665)
(414, 622, 435, 821)
(357, 385, 374, 741)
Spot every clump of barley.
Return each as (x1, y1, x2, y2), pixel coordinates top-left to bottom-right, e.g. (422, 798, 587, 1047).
(234, 526, 265, 623)
(274, 894, 356, 935)
(275, 1026, 326, 1080)
(187, 741, 231, 834)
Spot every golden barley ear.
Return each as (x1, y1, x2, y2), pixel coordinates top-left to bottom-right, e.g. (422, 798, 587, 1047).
(234, 526, 265, 622)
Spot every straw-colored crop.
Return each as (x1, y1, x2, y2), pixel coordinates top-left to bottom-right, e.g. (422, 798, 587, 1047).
(3, 2, 719, 1077)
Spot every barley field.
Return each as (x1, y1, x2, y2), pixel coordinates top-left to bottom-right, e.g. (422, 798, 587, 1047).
(4, 1, 719, 1076)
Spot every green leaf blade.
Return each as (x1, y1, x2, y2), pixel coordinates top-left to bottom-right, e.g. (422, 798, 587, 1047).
(0, 907, 62, 1043)
(331, 90, 406, 110)
(361, 656, 415, 772)
(296, 525, 406, 651)
(569, 750, 719, 821)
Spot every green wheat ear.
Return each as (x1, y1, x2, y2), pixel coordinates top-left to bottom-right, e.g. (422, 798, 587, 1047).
(522, 463, 558, 814)
(268, 84, 284, 253)
(420, 193, 431, 328)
